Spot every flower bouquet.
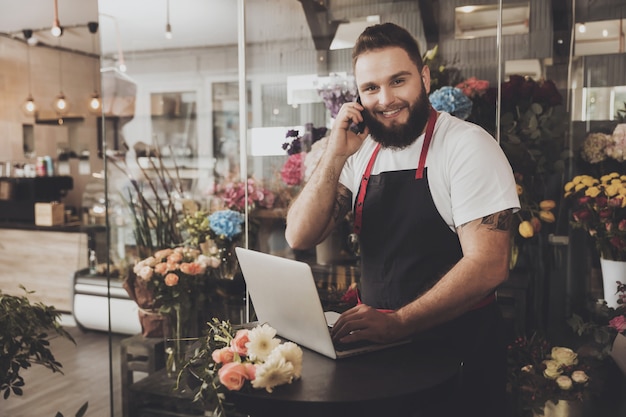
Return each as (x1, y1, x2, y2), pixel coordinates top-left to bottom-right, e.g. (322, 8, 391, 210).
(178, 319, 303, 417)
(130, 247, 222, 371)
(508, 334, 597, 417)
(563, 173, 626, 262)
(179, 209, 245, 280)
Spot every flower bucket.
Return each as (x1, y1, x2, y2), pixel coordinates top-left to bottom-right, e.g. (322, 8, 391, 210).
(610, 333, 626, 376)
(600, 258, 626, 308)
(533, 400, 583, 417)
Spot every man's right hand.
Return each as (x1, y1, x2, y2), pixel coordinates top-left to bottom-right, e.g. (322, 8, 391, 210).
(327, 101, 369, 159)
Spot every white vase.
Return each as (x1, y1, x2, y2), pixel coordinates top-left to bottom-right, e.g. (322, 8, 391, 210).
(600, 258, 626, 308)
(533, 400, 583, 417)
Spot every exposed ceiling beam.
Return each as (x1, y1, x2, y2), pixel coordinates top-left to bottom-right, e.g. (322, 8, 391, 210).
(418, 0, 439, 49)
(298, 0, 343, 51)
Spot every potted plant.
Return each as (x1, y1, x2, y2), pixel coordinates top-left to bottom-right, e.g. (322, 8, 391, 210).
(0, 287, 87, 416)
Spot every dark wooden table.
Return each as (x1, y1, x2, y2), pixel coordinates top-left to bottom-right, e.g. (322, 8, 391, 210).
(226, 339, 461, 417)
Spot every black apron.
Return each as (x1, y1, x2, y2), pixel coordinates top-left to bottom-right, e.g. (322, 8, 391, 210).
(352, 108, 505, 416)
(354, 108, 463, 310)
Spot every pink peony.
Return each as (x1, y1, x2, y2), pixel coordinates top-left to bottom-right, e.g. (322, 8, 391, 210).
(218, 362, 251, 391)
(280, 153, 305, 186)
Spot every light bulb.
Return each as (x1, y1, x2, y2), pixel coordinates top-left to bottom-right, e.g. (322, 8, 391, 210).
(22, 95, 36, 116)
(51, 24, 63, 37)
(165, 23, 173, 39)
(88, 93, 102, 114)
(53, 93, 69, 115)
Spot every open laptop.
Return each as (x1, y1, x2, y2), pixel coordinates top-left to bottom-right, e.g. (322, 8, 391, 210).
(235, 247, 410, 359)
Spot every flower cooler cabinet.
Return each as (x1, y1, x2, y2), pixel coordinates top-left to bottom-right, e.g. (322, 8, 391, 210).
(73, 268, 141, 334)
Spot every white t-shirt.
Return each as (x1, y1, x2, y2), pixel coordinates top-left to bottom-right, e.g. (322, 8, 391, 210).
(339, 111, 520, 231)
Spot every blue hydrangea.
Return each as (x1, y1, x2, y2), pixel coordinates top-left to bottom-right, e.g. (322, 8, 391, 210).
(429, 86, 473, 120)
(208, 209, 245, 240)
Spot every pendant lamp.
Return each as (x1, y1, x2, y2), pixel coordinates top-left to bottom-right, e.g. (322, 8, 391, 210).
(53, 39, 70, 117)
(51, 0, 63, 37)
(87, 21, 102, 114)
(22, 30, 37, 117)
(165, 0, 173, 39)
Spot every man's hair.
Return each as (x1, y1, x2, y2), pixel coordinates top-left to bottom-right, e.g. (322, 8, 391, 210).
(352, 23, 423, 71)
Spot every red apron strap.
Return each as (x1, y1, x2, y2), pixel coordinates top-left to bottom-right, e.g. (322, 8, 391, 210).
(415, 107, 438, 180)
(353, 143, 381, 235)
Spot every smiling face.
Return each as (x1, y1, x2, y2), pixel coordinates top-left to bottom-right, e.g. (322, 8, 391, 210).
(355, 46, 432, 149)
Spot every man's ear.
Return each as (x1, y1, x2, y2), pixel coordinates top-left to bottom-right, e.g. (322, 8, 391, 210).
(421, 65, 431, 95)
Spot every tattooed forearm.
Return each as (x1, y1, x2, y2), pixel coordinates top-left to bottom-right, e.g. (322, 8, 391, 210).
(480, 209, 513, 231)
(332, 184, 352, 223)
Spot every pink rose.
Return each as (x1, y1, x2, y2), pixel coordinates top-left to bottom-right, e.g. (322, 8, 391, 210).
(244, 363, 256, 380)
(180, 262, 206, 276)
(167, 252, 183, 263)
(154, 248, 173, 260)
(218, 362, 250, 391)
(212, 347, 235, 364)
(154, 262, 169, 275)
(231, 329, 250, 356)
(164, 273, 179, 286)
(609, 315, 626, 332)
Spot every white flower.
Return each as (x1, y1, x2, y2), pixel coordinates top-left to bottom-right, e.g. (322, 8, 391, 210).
(551, 347, 578, 366)
(543, 360, 563, 380)
(251, 354, 295, 393)
(572, 370, 589, 384)
(521, 365, 534, 373)
(246, 324, 281, 362)
(556, 375, 573, 390)
(269, 342, 303, 379)
(137, 265, 153, 281)
(197, 254, 221, 269)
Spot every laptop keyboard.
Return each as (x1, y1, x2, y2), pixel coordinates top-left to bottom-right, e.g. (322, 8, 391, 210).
(328, 326, 377, 352)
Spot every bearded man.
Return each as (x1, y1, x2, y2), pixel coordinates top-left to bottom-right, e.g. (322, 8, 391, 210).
(285, 22, 519, 417)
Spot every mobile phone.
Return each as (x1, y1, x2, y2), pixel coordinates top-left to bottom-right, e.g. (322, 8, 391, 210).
(349, 95, 366, 134)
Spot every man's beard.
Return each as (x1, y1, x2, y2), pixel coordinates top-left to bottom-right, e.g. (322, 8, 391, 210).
(362, 88, 431, 150)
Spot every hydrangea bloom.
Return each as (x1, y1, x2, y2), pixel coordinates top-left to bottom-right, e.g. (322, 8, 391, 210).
(208, 209, 245, 240)
(429, 86, 473, 120)
(581, 132, 613, 164)
(280, 153, 305, 186)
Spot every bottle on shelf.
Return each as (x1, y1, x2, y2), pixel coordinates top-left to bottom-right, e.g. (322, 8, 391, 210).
(89, 250, 98, 275)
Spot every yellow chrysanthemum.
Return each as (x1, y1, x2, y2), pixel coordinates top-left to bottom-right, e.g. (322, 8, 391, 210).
(606, 184, 620, 197)
(539, 200, 556, 210)
(585, 187, 601, 198)
(581, 175, 597, 185)
(564, 182, 576, 192)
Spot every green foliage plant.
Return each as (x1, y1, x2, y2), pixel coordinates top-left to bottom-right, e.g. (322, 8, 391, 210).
(0, 287, 75, 400)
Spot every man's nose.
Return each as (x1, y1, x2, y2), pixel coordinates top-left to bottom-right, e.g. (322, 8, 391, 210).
(377, 88, 395, 107)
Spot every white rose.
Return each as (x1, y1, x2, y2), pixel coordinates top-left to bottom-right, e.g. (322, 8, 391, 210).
(543, 360, 563, 380)
(521, 365, 534, 373)
(137, 265, 153, 281)
(556, 375, 573, 390)
(551, 347, 578, 366)
(571, 370, 589, 384)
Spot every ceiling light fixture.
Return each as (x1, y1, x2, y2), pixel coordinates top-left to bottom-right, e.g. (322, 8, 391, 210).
(165, 0, 173, 39)
(87, 21, 102, 114)
(22, 31, 37, 117)
(51, 0, 63, 37)
(53, 39, 70, 120)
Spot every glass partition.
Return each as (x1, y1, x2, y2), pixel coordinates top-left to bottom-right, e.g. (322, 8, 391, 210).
(2, 0, 622, 416)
